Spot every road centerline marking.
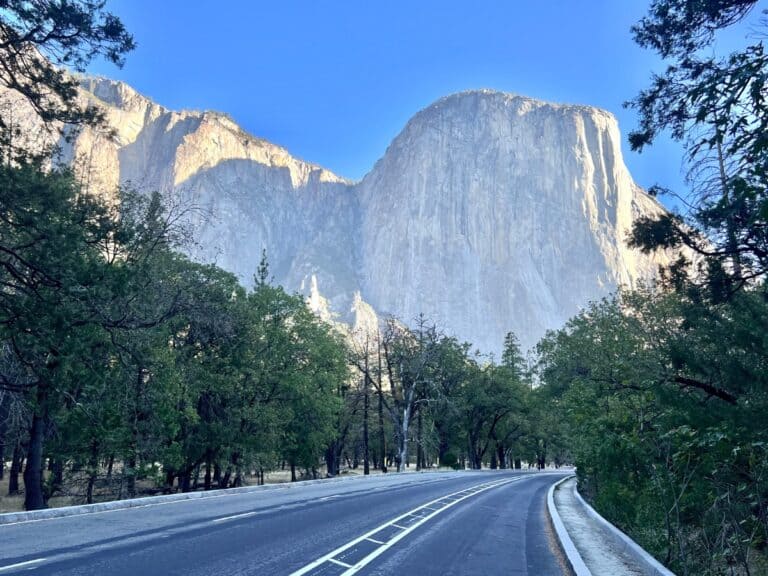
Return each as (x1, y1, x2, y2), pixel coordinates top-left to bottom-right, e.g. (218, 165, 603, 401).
(0, 558, 47, 573)
(391, 523, 408, 530)
(288, 476, 523, 576)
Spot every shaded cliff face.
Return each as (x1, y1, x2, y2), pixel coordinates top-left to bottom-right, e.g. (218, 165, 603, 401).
(43, 79, 673, 352)
(357, 90, 671, 352)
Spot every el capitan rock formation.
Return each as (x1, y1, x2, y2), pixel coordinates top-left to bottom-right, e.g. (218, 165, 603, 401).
(13, 78, 676, 352)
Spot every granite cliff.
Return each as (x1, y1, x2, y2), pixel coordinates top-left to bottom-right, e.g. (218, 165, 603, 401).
(26, 78, 676, 353)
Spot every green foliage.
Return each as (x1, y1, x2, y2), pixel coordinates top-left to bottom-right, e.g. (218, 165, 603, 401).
(627, 0, 768, 294)
(537, 289, 768, 574)
(0, 0, 134, 127)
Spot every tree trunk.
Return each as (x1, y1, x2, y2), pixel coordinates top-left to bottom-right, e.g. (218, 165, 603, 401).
(497, 444, 507, 469)
(398, 406, 410, 472)
(377, 383, 387, 473)
(192, 464, 201, 490)
(716, 138, 742, 279)
(106, 454, 114, 481)
(23, 386, 48, 510)
(219, 466, 231, 489)
(125, 452, 137, 498)
(416, 409, 424, 471)
(376, 340, 387, 473)
(86, 444, 99, 504)
(437, 426, 449, 468)
(125, 366, 145, 499)
(179, 469, 191, 492)
(8, 441, 23, 495)
(325, 443, 339, 477)
(48, 457, 64, 498)
(363, 371, 370, 475)
(290, 461, 296, 482)
(204, 451, 213, 491)
(165, 469, 175, 493)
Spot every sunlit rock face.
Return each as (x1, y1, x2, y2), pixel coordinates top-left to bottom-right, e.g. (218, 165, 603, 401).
(357, 90, 672, 352)
(45, 79, 674, 353)
(67, 78, 361, 317)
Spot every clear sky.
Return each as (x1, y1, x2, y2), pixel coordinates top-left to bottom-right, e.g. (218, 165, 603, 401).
(86, 1, 753, 203)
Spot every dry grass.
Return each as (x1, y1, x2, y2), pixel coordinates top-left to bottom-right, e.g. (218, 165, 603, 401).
(0, 464, 458, 513)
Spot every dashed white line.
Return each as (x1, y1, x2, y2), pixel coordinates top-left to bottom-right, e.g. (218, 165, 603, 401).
(211, 511, 258, 523)
(289, 476, 524, 576)
(0, 558, 47, 573)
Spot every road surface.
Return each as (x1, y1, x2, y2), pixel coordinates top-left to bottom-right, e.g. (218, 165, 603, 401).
(1, 470, 569, 575)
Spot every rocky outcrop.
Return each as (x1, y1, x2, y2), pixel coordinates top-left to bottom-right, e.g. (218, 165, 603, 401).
(19, 78, 677, 353)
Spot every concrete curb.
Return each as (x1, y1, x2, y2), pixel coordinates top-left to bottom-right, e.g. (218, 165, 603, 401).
(0, 470, 452, 526)
(547, 475, 591, 576)
(573, 483, 676, 576)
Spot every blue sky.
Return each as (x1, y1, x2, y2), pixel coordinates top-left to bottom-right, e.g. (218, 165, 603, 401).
(87, 1, 755, 204)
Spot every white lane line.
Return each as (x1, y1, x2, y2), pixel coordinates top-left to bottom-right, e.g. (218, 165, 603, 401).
(0, 558, 47, 573)
(289, 476, 523, 576)
(211, 511, 258, 523)
(365, 537, 384, 544)
(328, 558, 353, 568)
(0, 474, 462, 527)
(318, 495, 340, 501)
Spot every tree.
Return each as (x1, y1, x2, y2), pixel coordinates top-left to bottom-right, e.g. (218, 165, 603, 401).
(0, 0, 134, 129)
(627, 0, 768, 296)
(0, 165, 185, 508)
(537, 288, 768, 574)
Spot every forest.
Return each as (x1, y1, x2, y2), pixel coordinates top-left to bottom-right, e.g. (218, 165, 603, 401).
(1, 2, 767, 575)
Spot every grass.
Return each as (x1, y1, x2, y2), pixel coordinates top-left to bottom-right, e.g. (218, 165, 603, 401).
(0, 463, 460, 514)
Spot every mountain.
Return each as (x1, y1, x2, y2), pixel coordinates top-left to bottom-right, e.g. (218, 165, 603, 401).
(357, 90, 672, 352)
(15, 78, 676, 353)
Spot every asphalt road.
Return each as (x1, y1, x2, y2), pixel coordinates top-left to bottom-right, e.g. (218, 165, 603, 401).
(1, 470, 569, 575)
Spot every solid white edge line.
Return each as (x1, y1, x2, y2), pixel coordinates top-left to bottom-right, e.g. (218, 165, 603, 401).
(547, 475, 592, 576)
(0, 471, 463, 526)
(0, 558, 47, 573)
(288, 476, 523, 576)
(572, 483, 676, 576)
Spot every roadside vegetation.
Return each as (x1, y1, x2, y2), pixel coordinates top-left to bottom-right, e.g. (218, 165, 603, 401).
(537, 2, 768, 574)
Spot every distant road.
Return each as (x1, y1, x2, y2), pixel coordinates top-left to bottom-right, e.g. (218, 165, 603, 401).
(1, 470, 568, 575)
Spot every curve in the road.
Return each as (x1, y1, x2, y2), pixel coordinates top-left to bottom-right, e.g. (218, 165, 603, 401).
(291, 476, 522, 576)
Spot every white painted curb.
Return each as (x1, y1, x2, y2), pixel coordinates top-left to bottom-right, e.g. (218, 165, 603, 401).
(573, 483, 676, 576)
(0, 470, 453, 526)
(547, 475, 591, 576)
